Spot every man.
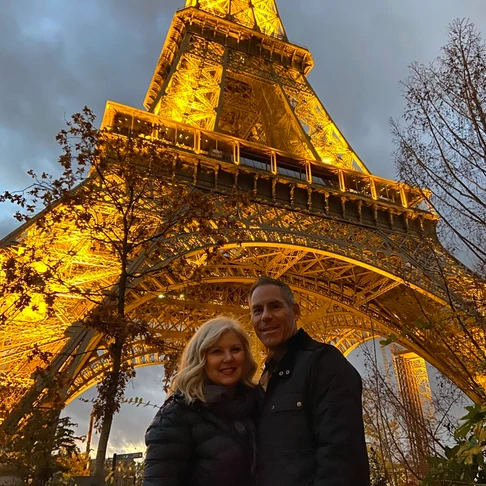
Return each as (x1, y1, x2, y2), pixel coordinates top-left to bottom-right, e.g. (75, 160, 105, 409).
(249, 276, 370, 486)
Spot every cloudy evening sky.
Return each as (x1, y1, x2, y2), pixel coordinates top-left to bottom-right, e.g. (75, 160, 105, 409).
(1, 0, 483, 456)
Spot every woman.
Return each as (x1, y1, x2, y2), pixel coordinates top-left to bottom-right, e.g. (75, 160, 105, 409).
(143, 316, 261, 486)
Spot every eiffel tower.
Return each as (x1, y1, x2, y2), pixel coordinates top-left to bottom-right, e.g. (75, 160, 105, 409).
(1, 0, 485, 452)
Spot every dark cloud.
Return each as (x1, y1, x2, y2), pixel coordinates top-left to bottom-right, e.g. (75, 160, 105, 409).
(2, 0, 486, 235)
(3, 0, 485, 452)
(279, 0, 486, 179)
(63, 366, 166, 456)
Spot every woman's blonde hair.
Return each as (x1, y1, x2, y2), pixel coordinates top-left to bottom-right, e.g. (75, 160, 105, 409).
(170, 316, 257, 403)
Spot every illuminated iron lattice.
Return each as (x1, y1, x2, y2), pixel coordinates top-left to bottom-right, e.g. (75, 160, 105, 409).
(392, 350, 434, 477)
(1, 0, 485, 441)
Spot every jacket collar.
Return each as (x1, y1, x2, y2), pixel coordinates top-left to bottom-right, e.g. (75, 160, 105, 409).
(265, 328, 312, 375)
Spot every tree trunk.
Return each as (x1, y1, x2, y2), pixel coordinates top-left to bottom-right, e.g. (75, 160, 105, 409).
(92, 340, 123, 485)
(93, 257, 128, 485)
(32, 408, 61, 486)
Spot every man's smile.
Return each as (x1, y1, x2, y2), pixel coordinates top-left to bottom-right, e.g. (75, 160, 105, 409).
(260, 327, 279, 334)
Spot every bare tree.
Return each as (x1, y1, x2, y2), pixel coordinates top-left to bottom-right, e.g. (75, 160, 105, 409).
(361, 342, 471, 485)
(390, 20, 486, 481)
(391, 19, 486, 278)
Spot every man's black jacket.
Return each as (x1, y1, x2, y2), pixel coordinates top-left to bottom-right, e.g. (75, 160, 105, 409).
(257, 329, 370, 486)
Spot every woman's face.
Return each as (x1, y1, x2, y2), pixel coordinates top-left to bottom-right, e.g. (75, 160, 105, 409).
(204, 330, 245, 387)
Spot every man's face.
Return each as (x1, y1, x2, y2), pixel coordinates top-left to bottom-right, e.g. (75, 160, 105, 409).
(250, 284, 299, 351)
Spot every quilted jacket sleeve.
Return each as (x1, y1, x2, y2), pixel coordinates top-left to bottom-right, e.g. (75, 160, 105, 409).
(310, 346, 370, 486)
(143, 400, 192, 486)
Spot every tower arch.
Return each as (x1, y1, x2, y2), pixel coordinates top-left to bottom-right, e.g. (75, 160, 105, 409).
(1, 0, 484, 430)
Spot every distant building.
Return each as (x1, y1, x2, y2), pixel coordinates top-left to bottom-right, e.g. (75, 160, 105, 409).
(0, 464, 22, 486)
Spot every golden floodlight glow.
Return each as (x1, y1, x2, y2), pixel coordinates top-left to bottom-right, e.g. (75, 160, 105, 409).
(143, 0, 368, 171)
(185, 0, 286, 39)
(1, 0, 485, 431)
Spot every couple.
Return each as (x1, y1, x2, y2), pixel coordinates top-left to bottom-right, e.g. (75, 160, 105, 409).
(143, 276, 370, 485)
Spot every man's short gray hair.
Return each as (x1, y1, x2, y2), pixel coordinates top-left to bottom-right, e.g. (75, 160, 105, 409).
(248, 276, 295, 307)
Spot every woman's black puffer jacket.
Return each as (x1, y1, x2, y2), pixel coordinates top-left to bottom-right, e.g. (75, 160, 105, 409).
(143, 383, 260, 486)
